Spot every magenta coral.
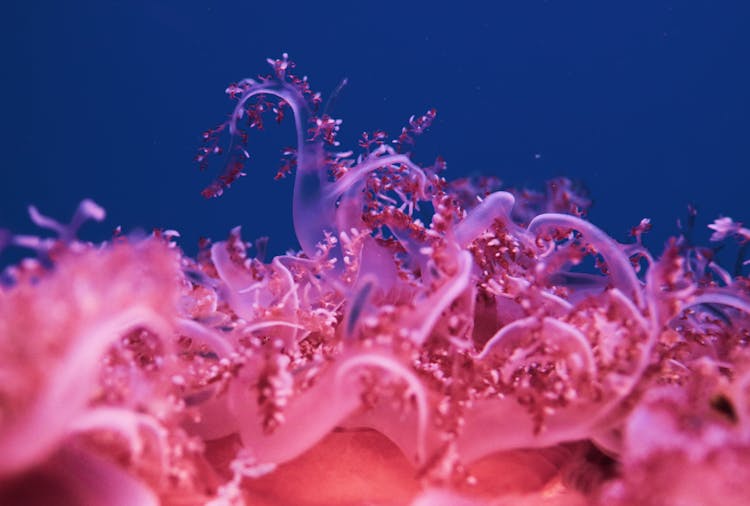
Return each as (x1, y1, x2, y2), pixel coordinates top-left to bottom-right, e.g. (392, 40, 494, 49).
(1, 55, 750, 505)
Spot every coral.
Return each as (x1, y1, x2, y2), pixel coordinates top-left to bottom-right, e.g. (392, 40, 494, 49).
(1, 55, 749, 505)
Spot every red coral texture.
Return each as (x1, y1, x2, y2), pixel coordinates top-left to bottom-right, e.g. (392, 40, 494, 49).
(1, 56, 749, 505)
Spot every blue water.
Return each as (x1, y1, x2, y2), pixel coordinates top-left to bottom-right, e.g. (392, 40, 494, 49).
(3, 1, 749, 265)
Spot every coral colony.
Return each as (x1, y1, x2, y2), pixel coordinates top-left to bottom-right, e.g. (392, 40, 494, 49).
(1, 54, 750, 506)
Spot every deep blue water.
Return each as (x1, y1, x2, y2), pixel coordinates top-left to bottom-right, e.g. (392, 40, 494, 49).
(3, 1, 749, 266)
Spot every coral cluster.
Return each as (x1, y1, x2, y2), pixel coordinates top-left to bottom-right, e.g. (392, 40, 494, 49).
(1, 56, 749, 505)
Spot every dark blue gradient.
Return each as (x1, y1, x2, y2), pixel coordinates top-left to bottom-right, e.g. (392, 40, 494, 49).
(4, 1, 749, 264)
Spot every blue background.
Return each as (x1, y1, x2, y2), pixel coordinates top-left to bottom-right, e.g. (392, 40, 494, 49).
(3, 1, 749, 264)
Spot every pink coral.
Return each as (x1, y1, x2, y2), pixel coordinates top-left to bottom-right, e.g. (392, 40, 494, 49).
(2, 55, 750, 505)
